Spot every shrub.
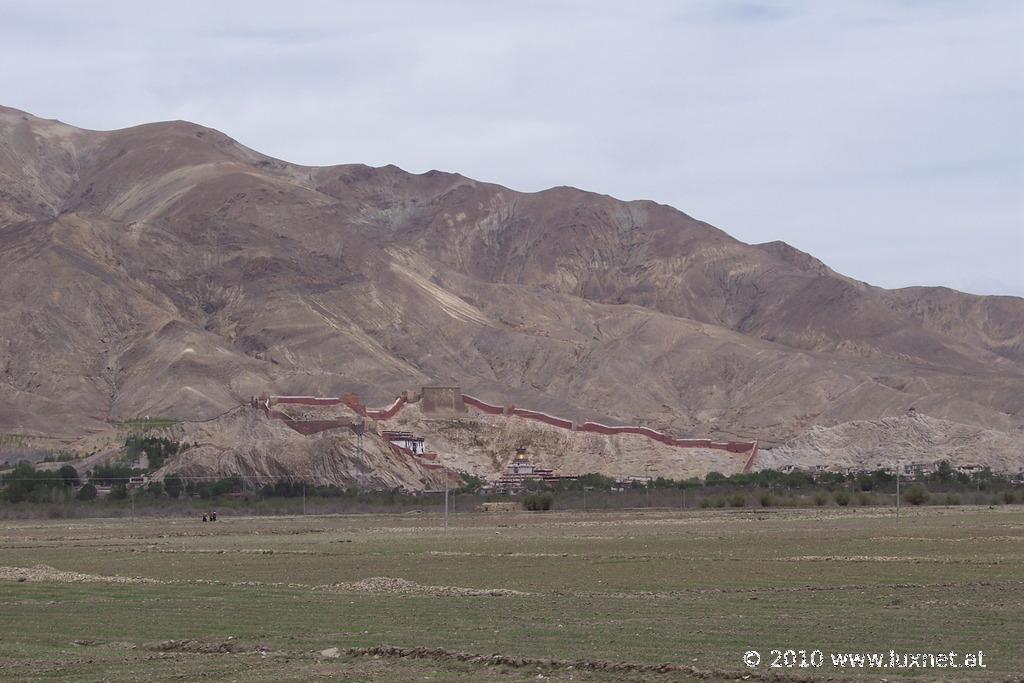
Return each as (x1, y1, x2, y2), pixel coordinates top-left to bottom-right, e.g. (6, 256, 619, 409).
(699, 498, 714, 509)
(523, 492, 554, 511)
(814, 492, 828, 506)
(713, 497, 726, 508)
(904, 484, 930, 506)
(109, 483, 128, 500)
(75, 483, 97, 501)
(834, 491, 851, 507)
(1003, 490, 1017, 505)
(943, 493, 961, 506)
(857, 492, 874, 506)
(163, 475, 183, 499)
(759, 492, 778, 507)
(728, 494, 746, 508)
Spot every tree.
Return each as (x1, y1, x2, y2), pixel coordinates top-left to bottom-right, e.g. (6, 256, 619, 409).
(110, 482, 128, 500)
(91, 463, 144, 486)
(2, 462, 63, 502)
(705, 471, 726, 485)
(124, 435, 180, 471)
(870, 469, 895, 490)
(163, 475, 183, 499)
(211, 476, 243, 496)
(76, 483, 98, 501)
(455, 472, 483, 494)
(973, 467, 995, 491)
(261, 479, 305, 497)
(523, 492, 554, 511)
(904, 484, 930, 506)
(935, 460, 954, 483)
(816, 471, 846, 487)
(58, 465, 80, 487)
(576, 473, 616, 490)
(522, 478, 548, 492)
(2, 462, 36, 502)
(782, 470, 814, 489)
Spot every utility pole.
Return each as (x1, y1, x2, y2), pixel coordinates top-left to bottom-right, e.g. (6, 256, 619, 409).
(130, 488, 135, 523)
(302, 485, 306, 516)
(354, 421, 364, 460)
(895, 461, 901, 525)
(444, 475, 449, 533)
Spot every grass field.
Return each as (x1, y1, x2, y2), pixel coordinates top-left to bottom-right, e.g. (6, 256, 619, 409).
(0, 506, 1021, 681)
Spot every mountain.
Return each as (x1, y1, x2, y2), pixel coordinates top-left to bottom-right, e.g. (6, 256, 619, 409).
(1, 105, 1022, 473)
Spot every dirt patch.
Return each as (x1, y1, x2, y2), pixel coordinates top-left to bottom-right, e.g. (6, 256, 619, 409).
(0, 568, 524, 597)
(0, 564, 160, 585)
(130, 547, 321, 556)
(147, 638, 267, 654)
(590, 578, 1024, 599)
(343, 644, 825, 682)
(426, 550, 576, 559)
(786, 554, 1005, 565)
(323, 576, 529, 597)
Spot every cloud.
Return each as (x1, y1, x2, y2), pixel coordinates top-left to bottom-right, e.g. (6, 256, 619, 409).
(1, 0, 1021, 295)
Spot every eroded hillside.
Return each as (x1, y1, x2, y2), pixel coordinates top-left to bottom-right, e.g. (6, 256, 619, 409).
(1, 105, 1022, 479)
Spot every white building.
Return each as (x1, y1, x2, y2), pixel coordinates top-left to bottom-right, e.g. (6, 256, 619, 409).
(382, 430, 426, 455)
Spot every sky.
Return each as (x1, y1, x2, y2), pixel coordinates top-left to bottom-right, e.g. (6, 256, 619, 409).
(2, 0, 1022, 296)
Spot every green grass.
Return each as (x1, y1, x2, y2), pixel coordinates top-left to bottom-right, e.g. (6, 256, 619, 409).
(0, 506, 1021, 681)
(114, 417, 180, 439)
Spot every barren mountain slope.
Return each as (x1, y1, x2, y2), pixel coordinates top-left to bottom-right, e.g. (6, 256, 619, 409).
(758, 413, 1023, 474)
(1, 105, 1022, 462)
(377, 403, 745, 481)
(155, 409, 453, 491)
